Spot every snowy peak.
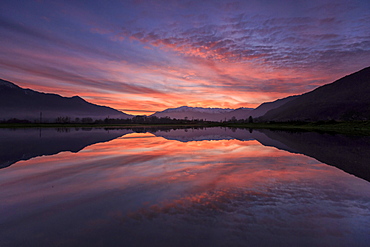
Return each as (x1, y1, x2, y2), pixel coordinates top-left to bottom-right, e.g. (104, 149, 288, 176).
(152, 106, 255, 121)
(161, 106, 234, 114)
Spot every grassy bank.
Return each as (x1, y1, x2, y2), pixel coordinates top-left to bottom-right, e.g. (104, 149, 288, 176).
(1, 121, 370, 135)
(222, 121, 370, 136)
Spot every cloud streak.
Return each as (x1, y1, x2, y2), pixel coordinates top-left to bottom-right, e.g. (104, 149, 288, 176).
(0, 0, 369, 113)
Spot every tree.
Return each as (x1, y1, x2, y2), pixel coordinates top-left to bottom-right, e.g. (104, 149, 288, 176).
(81, 117, 93, 123)
(55, 116, 71, 123)
(248, 116, 254, 123)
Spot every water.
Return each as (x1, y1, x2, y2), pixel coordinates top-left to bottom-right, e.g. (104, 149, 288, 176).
(0, 127, 369, 247)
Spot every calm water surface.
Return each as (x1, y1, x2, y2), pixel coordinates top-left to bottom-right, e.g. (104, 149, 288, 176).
(0, 127, 369, 247)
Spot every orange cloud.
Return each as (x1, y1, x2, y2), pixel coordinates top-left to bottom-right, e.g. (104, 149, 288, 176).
(0, 21, 346, 114)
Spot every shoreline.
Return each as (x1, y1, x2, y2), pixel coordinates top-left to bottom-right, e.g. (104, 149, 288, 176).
(1, 121, 370, 136)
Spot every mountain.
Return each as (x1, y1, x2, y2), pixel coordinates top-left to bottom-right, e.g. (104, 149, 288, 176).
(151, 97, 300, 122)
(221, 96, 299, 121)
(260, 67, 370, 121)
(223, 108, 254, 120)
(158, 106, 234, 114)
(0, 79, 133, 122)
(249, 96, 298, 118)
(152, 106, 253, 121)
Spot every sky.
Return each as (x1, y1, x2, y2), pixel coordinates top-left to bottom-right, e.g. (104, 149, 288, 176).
(1, 0, 370, 115)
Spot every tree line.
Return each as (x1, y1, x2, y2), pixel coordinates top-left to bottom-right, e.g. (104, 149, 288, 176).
(1, 115, 255, 124)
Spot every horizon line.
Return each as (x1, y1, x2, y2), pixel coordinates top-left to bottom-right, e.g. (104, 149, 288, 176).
(119, 109, 157, 113)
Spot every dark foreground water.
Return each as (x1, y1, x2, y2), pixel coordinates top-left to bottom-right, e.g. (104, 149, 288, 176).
(0, 127, 369, 247)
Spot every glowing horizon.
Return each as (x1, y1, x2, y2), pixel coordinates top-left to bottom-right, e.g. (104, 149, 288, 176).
(1, 0, 369, 115)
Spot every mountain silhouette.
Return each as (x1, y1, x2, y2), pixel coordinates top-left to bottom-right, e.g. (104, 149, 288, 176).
(261, 66, 370, 121)
(249, 95, 298, 118)
(151, 106, 251, 121)
(150, 97, 298, 121)
(223, 96, 298, 120)
(0, 79, 133, 122)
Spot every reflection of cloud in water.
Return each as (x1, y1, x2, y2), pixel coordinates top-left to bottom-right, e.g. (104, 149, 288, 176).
(0, 128, 133, 168)
(116, 181, 369, 246)
(122, 177, 368, 227)
(1, 128, 370, 247)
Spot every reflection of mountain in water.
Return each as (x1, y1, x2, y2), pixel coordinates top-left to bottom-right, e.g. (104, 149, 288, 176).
(1, 127, 369, 182)
(256, 129, 370, 182)
(152, 127, 370, 182)
(150, 127, 256, 142)
(147, 127, 298, 150)
(0, 128, 133, 169)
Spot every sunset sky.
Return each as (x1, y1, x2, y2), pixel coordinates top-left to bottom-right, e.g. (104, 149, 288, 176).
(1, 0, 370, 114)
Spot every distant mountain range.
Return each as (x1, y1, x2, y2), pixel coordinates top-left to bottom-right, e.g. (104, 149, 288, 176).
(150, 97, 298, 121)
(261, 66, 370, 121)
(154, 67, 370, 122)
(152, 106, 253, 121)
(158, 106, 234, 114)
(0, 79, 132, 122)
(1, 66, 369, 122)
